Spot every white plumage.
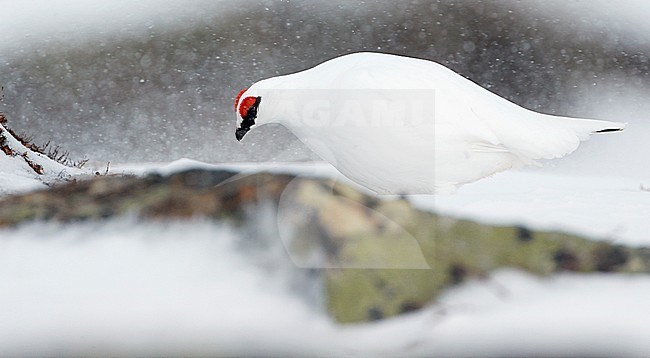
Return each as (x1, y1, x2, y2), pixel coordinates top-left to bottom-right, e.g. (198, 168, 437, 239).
(235, 52, 625, 194)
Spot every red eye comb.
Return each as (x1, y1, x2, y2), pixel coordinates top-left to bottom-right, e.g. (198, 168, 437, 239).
(238, 96, 258, 118)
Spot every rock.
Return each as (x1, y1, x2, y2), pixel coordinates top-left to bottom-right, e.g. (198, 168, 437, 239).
(0, 168, 649, 324)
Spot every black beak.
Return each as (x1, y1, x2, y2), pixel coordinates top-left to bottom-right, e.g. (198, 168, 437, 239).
(235, 96, 261, 142)
(235, 127, 249, 141)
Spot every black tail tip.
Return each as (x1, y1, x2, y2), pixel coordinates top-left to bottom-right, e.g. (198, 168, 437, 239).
(595, 128, 624, 133)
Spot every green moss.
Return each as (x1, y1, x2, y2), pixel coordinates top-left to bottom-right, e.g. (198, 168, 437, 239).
(327, 267, 441, 323)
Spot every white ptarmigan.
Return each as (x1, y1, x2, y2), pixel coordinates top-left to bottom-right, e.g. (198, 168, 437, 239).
(234, 52, 625, 194)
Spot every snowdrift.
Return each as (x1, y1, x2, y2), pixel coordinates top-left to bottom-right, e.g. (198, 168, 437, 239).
(0, 113, 86, 195)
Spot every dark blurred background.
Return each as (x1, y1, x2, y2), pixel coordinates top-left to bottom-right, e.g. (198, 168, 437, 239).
(1, 0, 649, 166)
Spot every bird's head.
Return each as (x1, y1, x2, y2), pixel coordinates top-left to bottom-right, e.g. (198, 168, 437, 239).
(234, 87, 263, 141)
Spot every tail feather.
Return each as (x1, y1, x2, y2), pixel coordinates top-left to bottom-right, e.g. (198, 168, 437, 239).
(474, 104, 626, 162)
(504, 115, 626, 161)
(557, 117, 626, 141)
(595, 127, 625, 133)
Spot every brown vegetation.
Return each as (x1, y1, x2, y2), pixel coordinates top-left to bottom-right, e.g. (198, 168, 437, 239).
(0, 106, 88, 171)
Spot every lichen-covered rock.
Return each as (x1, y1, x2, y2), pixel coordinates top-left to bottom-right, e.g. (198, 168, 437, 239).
(276, 178, 650, 322)
(0, 168, 648, 324)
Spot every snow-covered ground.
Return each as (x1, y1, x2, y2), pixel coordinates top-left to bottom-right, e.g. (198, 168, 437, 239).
(0, 153, 45, 196)
(1, 159, 650, 355)
(1, 219, 650, 356)
(413, 171, 650, 247)
(0, 123, 86, 196)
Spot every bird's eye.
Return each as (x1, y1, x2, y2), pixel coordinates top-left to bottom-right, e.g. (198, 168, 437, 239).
(234, 88, 247, 112)
(238, 96, 258, 119)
